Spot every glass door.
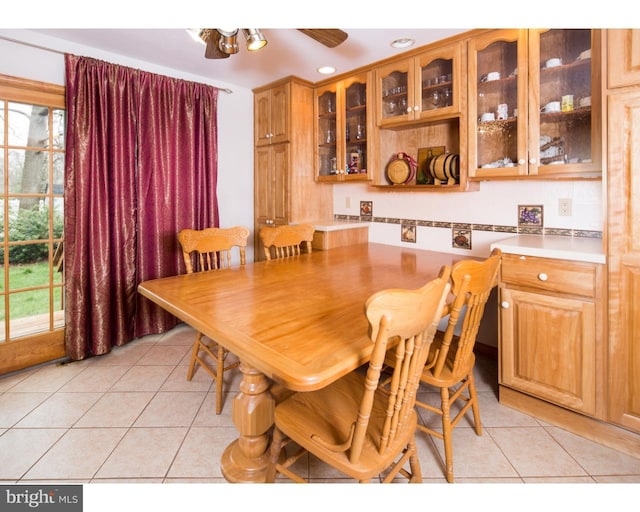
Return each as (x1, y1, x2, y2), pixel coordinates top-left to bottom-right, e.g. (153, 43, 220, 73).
(376, 59, 412, 126)
(0, 75, 66, 374)
(532, 29, 599, 177)
(315, 85, 338, 180)
(344, 77, 368, 179)
(469, 29, 527, 178)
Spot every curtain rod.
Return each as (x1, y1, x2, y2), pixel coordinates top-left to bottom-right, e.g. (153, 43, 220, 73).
(0, 35, 233, 94)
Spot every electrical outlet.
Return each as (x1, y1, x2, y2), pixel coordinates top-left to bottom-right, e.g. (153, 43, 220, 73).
(559, 198, 572, 216)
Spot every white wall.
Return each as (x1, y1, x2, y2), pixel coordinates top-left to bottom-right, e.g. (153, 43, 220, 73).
(0, 30, 256, 261)
(333, 178, 603, 258)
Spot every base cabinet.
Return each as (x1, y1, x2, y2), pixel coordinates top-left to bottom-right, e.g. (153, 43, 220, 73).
(498, 253, 602, 417)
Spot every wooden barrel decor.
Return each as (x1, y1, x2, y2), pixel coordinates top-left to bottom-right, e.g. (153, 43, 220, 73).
(428, 153, 460, 185)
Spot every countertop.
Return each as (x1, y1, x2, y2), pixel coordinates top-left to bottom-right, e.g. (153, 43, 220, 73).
(490, 235, 605, 264)
(311, 220, 370, 232)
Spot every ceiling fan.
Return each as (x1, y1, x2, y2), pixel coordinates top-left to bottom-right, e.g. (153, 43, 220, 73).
(188, 29, 348, 59)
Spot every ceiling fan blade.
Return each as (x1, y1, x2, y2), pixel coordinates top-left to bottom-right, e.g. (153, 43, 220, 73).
(203, 29, 230, 59)
(297, 29, 348, 48)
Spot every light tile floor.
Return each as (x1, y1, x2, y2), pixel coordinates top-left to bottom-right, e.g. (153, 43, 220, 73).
(1, 323, 640, 488)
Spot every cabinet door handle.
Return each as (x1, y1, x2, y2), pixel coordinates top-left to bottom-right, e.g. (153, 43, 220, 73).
(529, 157, 537, 165)
(518, 158, 526, 165)
(538, 272, 548, 281)
(413, 106, 420, 111)
(501, 301, 510, 309)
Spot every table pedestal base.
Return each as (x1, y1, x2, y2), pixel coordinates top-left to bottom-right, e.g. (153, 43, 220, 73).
(220, 362, 275, 483)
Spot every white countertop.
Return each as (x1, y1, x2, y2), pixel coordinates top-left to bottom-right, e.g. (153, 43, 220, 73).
(490, 235, 605, 264)
(311, 220, 370, 232)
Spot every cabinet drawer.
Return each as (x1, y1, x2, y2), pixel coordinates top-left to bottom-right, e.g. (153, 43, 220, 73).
(501, 254, 597, 298)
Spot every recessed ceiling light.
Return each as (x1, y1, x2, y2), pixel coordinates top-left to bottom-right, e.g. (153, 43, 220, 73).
(317, 66, 336, 75)
(391, 37, 415, 49)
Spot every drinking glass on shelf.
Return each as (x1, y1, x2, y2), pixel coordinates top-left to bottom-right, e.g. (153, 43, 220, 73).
(431, 90, 441, 108)
(443, 88, 452, 107)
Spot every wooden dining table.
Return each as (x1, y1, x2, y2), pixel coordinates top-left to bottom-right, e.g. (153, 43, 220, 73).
(137, 242, 460, 482)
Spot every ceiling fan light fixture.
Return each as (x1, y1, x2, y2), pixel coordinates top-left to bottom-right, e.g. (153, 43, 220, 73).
(390, 37, 415, 49)
(243, 29, 268, 51)
(187, 28, 207, 45)
(217, 29, 239, 55)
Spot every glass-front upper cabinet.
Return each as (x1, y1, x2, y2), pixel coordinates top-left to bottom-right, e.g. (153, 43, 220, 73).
(468, 29, 527, 178)
(315, 84, 338, 180)
(375, 42, 463, 127)
(532, 29, 600, 178)
(469, 29, 601, 179)
(314, 73, 369, 182)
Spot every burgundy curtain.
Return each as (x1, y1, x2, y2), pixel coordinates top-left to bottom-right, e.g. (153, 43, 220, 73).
(64, 54, 219, 360)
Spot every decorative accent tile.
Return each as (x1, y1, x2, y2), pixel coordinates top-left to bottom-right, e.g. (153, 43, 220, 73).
(519, 226, 544, 235)
(518, 204, 544, 228)
(360, 201, 372, 218)
(574, 230, 602, 239)
(495, 225, 518, 233)
(433, 221, 452, 228)
(452, 228, 472, 250)
(417, 219, 433, 227)
(386, 217, 402, 224)
(473, 224, 495, 232)
(452, 222, 472, 230)
(545, 228, 573, 236)
(401, 222, 417, 243)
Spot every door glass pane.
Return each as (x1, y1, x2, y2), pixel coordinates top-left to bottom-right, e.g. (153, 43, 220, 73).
(8, 149, 48, 194)
(345, 81, 367, 175)
(476, 39, 519, 169)
(53, 154, 64, 194)
(8, 103, 49, 148)
(538, 29, 592, 166)
(0, 102, 5, 143)
(0, 295, 5, 342)
(421, 58, 453, 112)
(9, 289, 51, 338)
(52, 108, 65, 150)
(317, 90, 337, 177)
(381, 70, 408, 121)
(8, 243, 51, 289)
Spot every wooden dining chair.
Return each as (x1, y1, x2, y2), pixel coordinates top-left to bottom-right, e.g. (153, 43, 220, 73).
(177, 225, 250, 414)
(415, 248, 501, 482)
(265, 266, 452, 483)
(259, 224, 315, 260)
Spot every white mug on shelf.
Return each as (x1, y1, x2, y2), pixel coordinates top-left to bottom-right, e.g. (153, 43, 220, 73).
(577, 49, 591, 61)
(541, 101, 561, 113)
(497, 103, 509, 120)
(544, 57, 563, 68)
(480, 112, 496, 122)
(578, 96, 591, 108)
(481, 71, 501, 82)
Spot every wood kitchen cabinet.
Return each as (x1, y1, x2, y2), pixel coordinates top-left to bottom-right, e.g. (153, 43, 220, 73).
(371, 39, 474, 191)
(253, 77, 333, 261)
(375, 41, 463, 127)
(607, 29, 640, 88)
(468, 29, 602, 179)
(498, 253, 603, 416)
(606, 29, 640, 434)
(314, 72, 371, 182)
(254, 81, 290, 146)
